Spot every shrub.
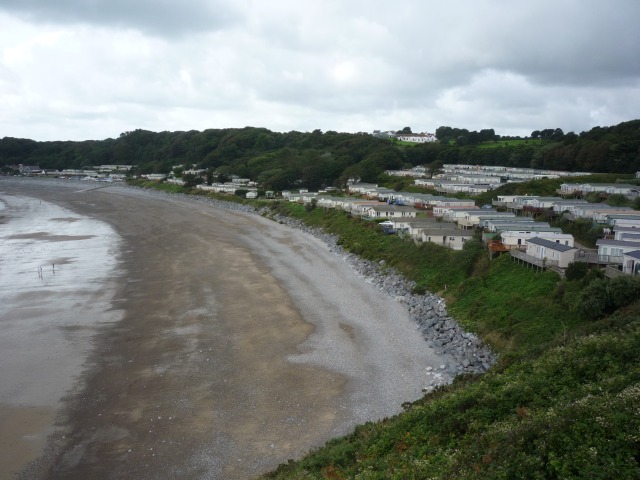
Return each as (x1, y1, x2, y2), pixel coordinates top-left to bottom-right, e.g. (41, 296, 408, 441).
(565, 261, 588, 281)
(608, 275, 640, 308)
(304, 198, 317, 212)
(576, 278, 611, 319)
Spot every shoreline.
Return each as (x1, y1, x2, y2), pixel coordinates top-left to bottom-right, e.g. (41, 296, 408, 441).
(0, 190, 123, 480)
(1, 177, 494, 479)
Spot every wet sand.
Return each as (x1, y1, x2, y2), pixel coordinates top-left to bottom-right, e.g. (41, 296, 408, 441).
(1, 180, 447, 479)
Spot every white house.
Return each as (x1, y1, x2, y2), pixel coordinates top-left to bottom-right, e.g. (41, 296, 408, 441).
(420, 229, 474, 250)
(492, 195, 522, 208)
(396, 132, 437, 143)
(458, 211, 516, 229)
(485, 218, 535, 232)
(596, 239, 640, 264)
(527, 197, 562, 210)
(495, 224, 562, 236)
(558, 183, 583, 195)
(613, 226, 640, 240)
(592, 208, 635, 223)
(552, 200, 588, 214)
(403, 220, 452, 239)
(607, 215, 640, 228)
(582, 183, 637, 195)
(362, 205, 418, 219)
(433, 207, 480, 221)
(347, 182, 378, 194)
(571, 203, 618, 219)
(501, 231, 574, 250)
(621, 250, 640, 275)
(526, 237, 578, 268)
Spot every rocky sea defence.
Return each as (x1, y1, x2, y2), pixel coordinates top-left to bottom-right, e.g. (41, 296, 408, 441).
(265, 215, 497, 386)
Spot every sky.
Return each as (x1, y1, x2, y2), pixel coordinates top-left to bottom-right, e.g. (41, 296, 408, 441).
(0, 0, 639, 142)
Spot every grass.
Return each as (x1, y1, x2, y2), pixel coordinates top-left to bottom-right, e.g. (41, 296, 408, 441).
(126, 178, 186, 193)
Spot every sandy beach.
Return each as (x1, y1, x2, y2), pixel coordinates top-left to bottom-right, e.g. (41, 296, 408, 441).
(0, 179, 448, 480)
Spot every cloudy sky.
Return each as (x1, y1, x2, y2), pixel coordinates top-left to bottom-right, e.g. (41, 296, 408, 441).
(1, 0, 639, 141)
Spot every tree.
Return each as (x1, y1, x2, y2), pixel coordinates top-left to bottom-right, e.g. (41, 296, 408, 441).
(606, 194, 630, 207)
(182, 174, 202, 188)
(436, 126, 454, 142)
(427, 160, 444, 178)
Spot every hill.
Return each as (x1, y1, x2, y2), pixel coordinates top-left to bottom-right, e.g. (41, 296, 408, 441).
(2, 120, 640, 191)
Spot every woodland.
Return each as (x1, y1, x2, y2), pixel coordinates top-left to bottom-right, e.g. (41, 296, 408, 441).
(1, 120, 639, 190)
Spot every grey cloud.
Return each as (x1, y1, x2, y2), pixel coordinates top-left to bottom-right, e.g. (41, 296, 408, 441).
(0, 0, 241, 37)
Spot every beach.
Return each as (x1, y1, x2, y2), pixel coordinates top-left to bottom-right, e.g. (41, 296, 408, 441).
(0, 179, 448, 479)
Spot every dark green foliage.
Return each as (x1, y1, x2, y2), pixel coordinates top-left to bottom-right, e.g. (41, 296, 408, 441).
(304, 198, 317, 212)
(3, 120, 640, 190)
(606, 193, 632, 207)
(565, 261, 588, 281)
(576, 278, 612, 319)
(608, 275, 640, 308)
(571, 276, 640, 320)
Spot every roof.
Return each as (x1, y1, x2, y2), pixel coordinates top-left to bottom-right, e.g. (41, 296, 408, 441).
(623, 250, 640, 260)
(422, 229, 474, 237)
(402, 219, 447, 226)
(586, 183, 637, 188)
(529, 196, 562, 202)
(366, 205, 417, 212)
(597, 239, 640, 247)
(620, 233, 640, 240)
(613, 226, 640, 233)
(527, 237, 576, 252)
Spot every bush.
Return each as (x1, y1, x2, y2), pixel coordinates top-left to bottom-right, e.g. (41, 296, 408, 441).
(565, 262, 588, 281)
(571, 276, 640, 320)
(608, 276, 640, 308)
(304, 198, 317, 212)
(576, 278, 611, 319)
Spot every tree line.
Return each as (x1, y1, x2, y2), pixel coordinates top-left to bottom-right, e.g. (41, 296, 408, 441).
(1, 120, 639, 190)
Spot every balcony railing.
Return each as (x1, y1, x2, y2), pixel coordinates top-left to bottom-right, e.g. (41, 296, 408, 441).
(572, 252, 623, 265)
(604, 265, 627, 278)
(510, 249, 559, 269)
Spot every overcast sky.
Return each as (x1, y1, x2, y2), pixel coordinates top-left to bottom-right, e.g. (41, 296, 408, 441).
(1, 0, 639, 141)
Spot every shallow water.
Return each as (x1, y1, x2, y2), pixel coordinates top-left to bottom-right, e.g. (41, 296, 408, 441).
(0, 193, 123, 478)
